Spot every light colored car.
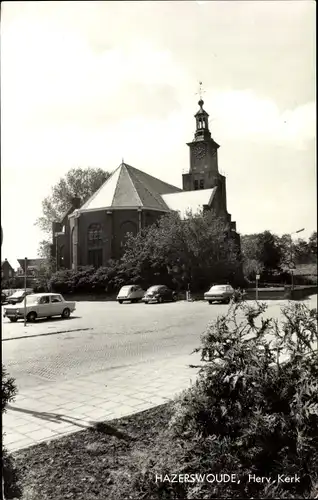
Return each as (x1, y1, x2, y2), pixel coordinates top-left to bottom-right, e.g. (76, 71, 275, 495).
(3, 293, 76, 322)
(204, 284, 236, 304)
(117, 285, 145, 304)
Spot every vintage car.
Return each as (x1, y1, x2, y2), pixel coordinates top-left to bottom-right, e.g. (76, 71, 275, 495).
(142, 285, 177, 304)
(3, 293, 76, 322)
(117, 285, 145, 304)
(7, 289, 34, 305)
(204, 284, 244, 304)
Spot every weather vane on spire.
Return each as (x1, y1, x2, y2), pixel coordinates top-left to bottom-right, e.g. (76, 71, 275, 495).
(196, 81, 205, 100)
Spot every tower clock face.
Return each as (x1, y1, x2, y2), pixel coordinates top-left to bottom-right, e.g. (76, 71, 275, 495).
(192, 143, 207, 159)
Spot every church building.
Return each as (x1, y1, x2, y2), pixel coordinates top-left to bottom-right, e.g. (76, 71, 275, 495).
(52, 98, 238, 270)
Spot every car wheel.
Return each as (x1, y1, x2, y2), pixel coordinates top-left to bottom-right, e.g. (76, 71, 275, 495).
(9, 318, 18, 322)
(62, 308, 70, 319)
(158, 297, 163, 304)
(118, 300, 123, 304)
(27, 311, 37, 322)
(47, 316, 52, 319)
(144, 301, 148, 304)
(208, 300, 213, 305)
(224, 298, 230, 304)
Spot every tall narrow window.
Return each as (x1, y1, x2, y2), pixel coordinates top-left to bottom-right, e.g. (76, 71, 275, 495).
(194, 180, 199, 190)
(87, 223, 103, 268)
(199, 179, 204, 189)
(70, 227, 74, 267)
(88, 223, 102, 246)
(88, 249, 103, 268)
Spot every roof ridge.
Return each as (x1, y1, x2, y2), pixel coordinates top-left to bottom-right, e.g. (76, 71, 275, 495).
(127, 168, 169, 210)
(116, 165, 143, 207)
(125, 164, 182, 192)
(81, 165, 121, 210)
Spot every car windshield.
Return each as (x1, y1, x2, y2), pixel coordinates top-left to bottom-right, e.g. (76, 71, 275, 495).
(210, 285, 228, 291)
(147, 286, 162, 292)
(9, 291, 25, 298)
(120, 286, 132, 292)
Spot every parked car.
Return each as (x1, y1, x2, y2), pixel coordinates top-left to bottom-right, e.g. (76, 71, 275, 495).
(142, 285, 177, 304)
(117, 285, 145, 304)
(204, 284, 239, 304)
(7, 289, 34, 305)
(3, 293, 76, 323)
(1, 292, 8, 305)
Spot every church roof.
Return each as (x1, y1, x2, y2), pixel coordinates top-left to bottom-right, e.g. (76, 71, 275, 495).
(162, 188, 217, 219)
(79, 163, 182, 213)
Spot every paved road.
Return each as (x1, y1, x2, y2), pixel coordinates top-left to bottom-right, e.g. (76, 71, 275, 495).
(2, 297, 317, 391)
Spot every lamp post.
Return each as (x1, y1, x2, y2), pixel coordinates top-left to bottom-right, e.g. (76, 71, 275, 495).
(290, 228, 305, 290)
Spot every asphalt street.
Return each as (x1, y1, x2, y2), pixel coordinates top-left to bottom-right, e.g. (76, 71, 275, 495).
(2, 296, 317, 391)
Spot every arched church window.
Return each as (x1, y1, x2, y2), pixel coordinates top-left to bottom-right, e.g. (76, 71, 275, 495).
(87, 223, 103, 247)
(200, 179, 204, 189)
(87, 223, 103, 268)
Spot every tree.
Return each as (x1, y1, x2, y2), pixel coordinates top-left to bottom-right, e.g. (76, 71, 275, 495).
(255, 230, 282, 271)
(241, 231, 282, 277)
(241, 234, 264, 279)
(120, 210, 242, 291)
(308, 231, 317, 261)
(35, 167, 110, 234)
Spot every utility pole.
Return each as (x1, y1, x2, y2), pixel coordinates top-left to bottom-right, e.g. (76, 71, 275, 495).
(290, 228, 305, 291)
(24, 257, 27, 327)
(255, 274, 260, 300)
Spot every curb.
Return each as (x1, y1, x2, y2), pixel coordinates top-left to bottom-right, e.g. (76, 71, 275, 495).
(2, 328, 92, 342)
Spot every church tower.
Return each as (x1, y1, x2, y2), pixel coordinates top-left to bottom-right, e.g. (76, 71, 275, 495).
(182, 98, 221, 192)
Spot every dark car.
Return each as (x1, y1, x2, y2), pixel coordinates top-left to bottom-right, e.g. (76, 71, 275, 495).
(142, 285, 177, 304)
(1, 292, 8, 305)
(7, 289, 33, 305)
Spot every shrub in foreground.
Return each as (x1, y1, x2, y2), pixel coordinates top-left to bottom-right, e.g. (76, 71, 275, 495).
(113, 301, 318, 499)
(2, 365, 22, 499)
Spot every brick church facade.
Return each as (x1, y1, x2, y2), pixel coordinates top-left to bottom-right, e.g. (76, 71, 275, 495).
(52, 99, 239, 270)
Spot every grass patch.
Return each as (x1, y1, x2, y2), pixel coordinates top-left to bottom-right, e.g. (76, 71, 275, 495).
(13, 404, 172, 500)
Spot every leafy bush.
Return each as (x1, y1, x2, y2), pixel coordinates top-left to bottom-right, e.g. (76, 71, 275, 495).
(2, 365, 22, 499)
(49, 262, 123, 295)
(114, 301, 318, 499)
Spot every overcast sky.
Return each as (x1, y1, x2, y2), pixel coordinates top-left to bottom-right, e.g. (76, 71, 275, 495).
(1, 1, 316, 268)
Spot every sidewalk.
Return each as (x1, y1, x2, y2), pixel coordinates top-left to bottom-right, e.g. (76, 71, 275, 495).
(3, 352, 201, 453)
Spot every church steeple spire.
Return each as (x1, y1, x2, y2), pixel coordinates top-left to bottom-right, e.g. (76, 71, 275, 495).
(193, 82, 211, 141)
(194, 98, 211, 141)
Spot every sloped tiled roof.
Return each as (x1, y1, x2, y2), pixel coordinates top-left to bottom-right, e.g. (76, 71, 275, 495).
(162, 188, 217, 219)
(80, 163, 182, 212)
(1, 260, 14, 269)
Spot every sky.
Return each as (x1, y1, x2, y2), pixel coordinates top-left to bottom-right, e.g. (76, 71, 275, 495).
(1, 1, 316, 269)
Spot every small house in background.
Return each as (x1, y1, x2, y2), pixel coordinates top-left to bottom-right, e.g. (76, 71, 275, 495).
(1, 259, 15, 280)
(16, 258, 47, 278)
